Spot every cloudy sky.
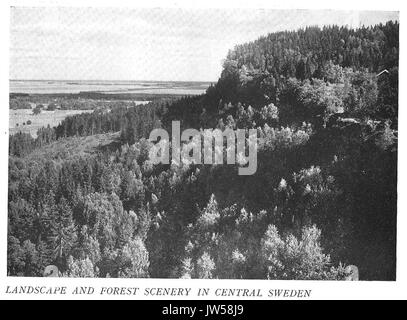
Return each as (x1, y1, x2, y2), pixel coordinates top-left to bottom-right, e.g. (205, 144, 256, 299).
(10, 8, 399, 81)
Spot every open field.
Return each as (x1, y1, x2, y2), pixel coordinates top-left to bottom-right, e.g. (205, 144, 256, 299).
(23, 132, 121, 162)
(9, 109, 93, 137)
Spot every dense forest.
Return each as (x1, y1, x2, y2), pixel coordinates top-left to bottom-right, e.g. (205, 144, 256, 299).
(8, 22, 398, 280)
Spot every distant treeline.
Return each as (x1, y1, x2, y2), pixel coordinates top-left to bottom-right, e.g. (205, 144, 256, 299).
(9, 92, 194, 108)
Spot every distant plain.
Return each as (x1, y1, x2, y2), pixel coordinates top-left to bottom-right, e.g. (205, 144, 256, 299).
(9, 80, 211, 137)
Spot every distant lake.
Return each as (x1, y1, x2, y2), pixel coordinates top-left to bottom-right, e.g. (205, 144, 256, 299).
(10, 80, 212, 95)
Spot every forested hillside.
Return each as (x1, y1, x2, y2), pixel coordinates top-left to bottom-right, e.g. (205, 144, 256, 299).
(8, 22, 398, 280)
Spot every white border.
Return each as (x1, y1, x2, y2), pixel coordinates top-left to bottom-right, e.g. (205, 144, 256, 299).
(0, 0, 406, 300)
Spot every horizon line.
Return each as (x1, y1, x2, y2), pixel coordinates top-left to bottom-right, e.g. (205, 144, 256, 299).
(9, 79, 216, 83)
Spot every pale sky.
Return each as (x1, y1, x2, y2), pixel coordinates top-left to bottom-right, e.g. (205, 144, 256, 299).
(10, 8, 399, 81)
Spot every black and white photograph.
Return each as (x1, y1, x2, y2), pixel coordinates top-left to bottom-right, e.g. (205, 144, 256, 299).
(1, 0, 406, 302)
